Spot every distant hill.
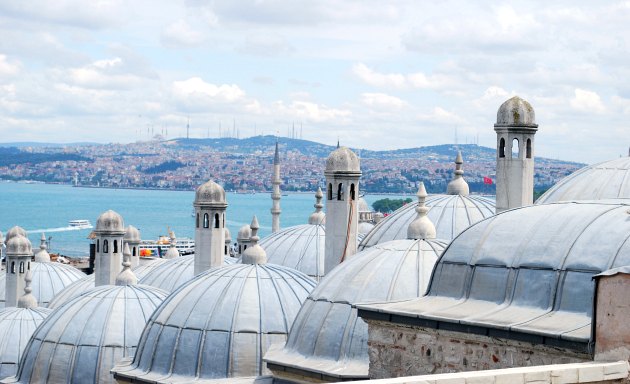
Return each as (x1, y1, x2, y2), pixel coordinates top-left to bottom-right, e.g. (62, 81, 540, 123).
(0, 142, 99, 148)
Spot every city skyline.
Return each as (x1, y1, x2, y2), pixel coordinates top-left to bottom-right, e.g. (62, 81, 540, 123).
(0, 1, 629, 163)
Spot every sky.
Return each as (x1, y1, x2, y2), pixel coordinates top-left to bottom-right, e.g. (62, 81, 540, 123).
(0, 1, 628, 163)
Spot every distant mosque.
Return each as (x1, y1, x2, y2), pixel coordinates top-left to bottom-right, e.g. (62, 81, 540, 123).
(0, 96, 630, 383)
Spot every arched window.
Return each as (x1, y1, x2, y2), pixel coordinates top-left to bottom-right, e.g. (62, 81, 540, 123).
(196, 213, 200, 228)
(214, 213, 220, 228)
(350, 184, 356, 201)
(526, 138, 532, 158)
(96, 239, 100, 253)
(499, 138, 506, 158)
(512, 138, 519, 159)
(203, 213, 209, 228)
(327, 183, 333, 200)
(239, 245, 242, 253)
(103, 240, 109, 253)
(337, 183, 344, 201)
(222, 213, 225, 227)
(225, 245, 228, 255)
(113, 240, 118, 253)
(132, 247, 136, 257)
(27, 262, 30, 271)
(10, 262, 15, 274)
(19, 262, 24, 273)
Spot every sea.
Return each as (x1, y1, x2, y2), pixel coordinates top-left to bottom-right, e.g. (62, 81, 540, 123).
(0, 181, 407, 257)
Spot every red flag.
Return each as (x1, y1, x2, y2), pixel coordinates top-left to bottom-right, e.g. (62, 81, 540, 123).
(483, 176, 493, 185)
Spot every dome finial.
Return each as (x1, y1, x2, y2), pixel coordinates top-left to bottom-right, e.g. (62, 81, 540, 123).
(241, 215, 267, 264)
(308, 187, 326, 225)
(446, 150, 470, 196)
(34, 232, 51, 262)
(17, 268, 38, 309)
(407, 182, 436, 240)
(164, 232, 179, 259)
(115, 243, 138, 286)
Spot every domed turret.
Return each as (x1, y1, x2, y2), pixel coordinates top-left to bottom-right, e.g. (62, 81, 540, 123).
(115, 244, 138, 286)
(163, 232, 179, 260)
(123, 225, 141, 268)
(95, 210, 125, 233)
(224, 227, 232, 256)
(123, 225, 140, 242)
(308, 187, 326, 225)
(325, 146, 361, 174)
(407, 182, 436, 240)
(33, 234, 50, 263)
(236, 224, 251, 255)
(241, 216, 266, 264)
(4, 235, 32, 308)
(4, 227, 26, 244)
(496, 95, 537, 127)
(446, 151, 470, 196)
(5, 235, 31, 257)
(194, 180, 227, 207)
(193, 180, 227, 274)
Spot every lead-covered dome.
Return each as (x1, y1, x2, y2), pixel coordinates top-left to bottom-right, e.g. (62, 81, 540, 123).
(139, 254, 236, 292)
(265, 237, 447, 380)
(325, 146, 360, 174)
(112, 263, 316, 382)
(46, 274, 94, 309)
(495, 95, 537, 127)
(359, 194, 495, 249)
(124, 225, 141, 242)
(4, 227, 26, 244)
(9, 284, 168, 384)
(194, 180, 227, 206)
(5, 235, 31, 256)
(361, 200, 630, 350)
(536, 157, 630, 204)
(95, 210, 125, 233)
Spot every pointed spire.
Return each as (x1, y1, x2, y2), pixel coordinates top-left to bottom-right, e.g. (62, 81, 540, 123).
(308, 187, 326, 225)
(241, 216, 267, 264)
(337, 138, 340, 148)
(273, 139, 280, 165)
(115, 243, 137, 286)
(34, 233, 50, 262)
(17, 269, 38, 309)
(407, 182, 436, 240)
(446, 150, 470, 196)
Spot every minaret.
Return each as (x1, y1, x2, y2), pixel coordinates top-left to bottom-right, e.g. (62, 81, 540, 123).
(124, 225, 141, 268)
(115, 243, 138, 286)
(271, 140, 282, 233)
(308, 187, 326, 225)
(5, 234, 32, 307)
(241, 216, 267, 265)
(324, 145, 361, 274)
(17, 269, 38, 309)
(407, 182, 437, 240)
(94, 210, 126, 286)
(446, 151, 470, 195)
(494, 96, 539, 213)
(34, 233, 51, 262)
(193, 180, 227, 275)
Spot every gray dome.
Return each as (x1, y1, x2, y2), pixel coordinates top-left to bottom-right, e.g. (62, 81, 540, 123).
(33, 235, 49, 263)
(46, 275, 94, 309)
(536, 157, 630, 204)
(357, 197, 369, 212)
(123, 225, 141, 242)
(359, 194, 495, 249)
(4, 227, 26, 244)
(194, 180, 227, 206)
(225, 227, 232, 243)
(12, 284, 168, 384)
(265, 238, 447, 379)
(261, 223, 326, 281)
(95, 210, 125, 233)
(325, 146, 360, 174)
(5, 235, 31, 256)
(139, 254, 236, 292)
(237, 224, 251, 242)
(0, 262, 86, 309)
(132, 258, 169, 279)
(358, 221, 374, 236)
(495, 95, 537, 127)
(0, 307, 51, 380)
(112, 263, 316, 382)
(365, 201, 630, 348)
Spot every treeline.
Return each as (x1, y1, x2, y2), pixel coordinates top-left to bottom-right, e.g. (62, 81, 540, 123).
(372, 198, 413, 213)
(140, 161, 185, 174)
(0, 147, 91, 167)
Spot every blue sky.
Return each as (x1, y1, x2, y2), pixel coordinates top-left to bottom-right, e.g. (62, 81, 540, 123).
(0, 1, 628, 163)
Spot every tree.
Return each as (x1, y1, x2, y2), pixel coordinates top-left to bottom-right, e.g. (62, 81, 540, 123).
(372, 198, 413, 213)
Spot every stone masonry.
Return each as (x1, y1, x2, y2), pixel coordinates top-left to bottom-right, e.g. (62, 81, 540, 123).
(366, 320, 591, 379)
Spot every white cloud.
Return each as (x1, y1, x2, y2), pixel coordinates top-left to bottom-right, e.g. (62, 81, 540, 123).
(570, 88, 605, 114)
(360, 93, 408, 110)
(418, 107, 466, 125)
(272, 100, 351, 122)
(0, 54, 21, 76)
(352, 63, 454, 91)
(161, 20, 206, 48)
(171, 77, 247, 112)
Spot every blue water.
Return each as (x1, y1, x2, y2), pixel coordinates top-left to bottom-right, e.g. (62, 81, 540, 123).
(0, 182, 406, 256)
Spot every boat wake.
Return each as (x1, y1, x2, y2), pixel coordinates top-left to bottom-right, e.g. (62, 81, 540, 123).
(26, 226, 93, 234)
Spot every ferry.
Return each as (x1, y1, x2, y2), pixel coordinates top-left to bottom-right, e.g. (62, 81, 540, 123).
(139, 236, 195, 257)
(68, 220, 93, 229)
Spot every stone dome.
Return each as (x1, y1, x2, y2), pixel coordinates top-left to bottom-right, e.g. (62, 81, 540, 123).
(10, 284, 168, 384)
(95, 210, 125, 233)
(139, 254, 236, 292)
(0, 262, 86, 309)
(357, 197, 370, 212)
(358, 221, 374, 236)
(33, 234, 49, 263)
(225, 227, 232, 243)
(132, 258, 168, 279)
(359, 194, 495, 249)
(4, 227, 26, 243)
(194, 180, 227, 206)
(123, 225, 141, 242)
(237, 224, 251, 242)
(361, 200, 630, 350)
(261, 223, 326, 281)
(495, 95, 537, 127)
(265, 237, 447, 380)
(46, 275, 94, 309)
(0, 306, 51, 380)
(112, 263, 316, 382)
(536, 157, 630, 204)
(325, 146, 360, 174)
(5, 235, 31, 256)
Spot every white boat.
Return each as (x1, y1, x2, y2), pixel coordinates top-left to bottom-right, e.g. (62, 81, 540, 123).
(139, 237, 195, 257)
(68, 220, 93, 229)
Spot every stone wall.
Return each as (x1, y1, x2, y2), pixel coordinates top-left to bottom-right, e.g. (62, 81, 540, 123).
(366, 319, 591, 379)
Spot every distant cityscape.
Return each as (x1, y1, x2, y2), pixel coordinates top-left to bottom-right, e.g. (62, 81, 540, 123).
(0, 135, 583, 195)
